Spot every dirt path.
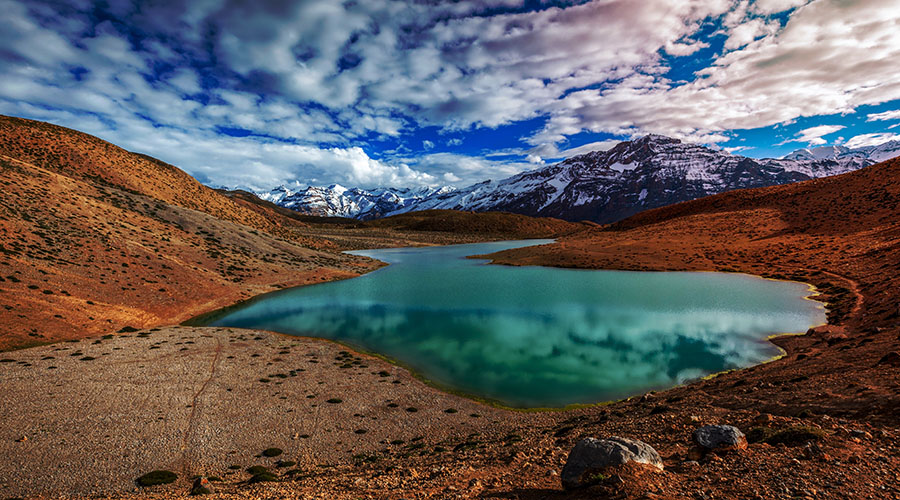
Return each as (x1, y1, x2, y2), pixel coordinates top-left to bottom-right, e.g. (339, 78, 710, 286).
(178, 336, 224, 477)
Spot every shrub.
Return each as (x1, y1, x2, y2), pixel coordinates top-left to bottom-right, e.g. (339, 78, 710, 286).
(764, 426, 827, 446)
(248, 472, 278, 483)
(746, 427, 777, 444)
(326, 398, 342, 404)
(246, 465, 268, 475)
(261, 448, 283, 457)
(136, 470, 177, 486)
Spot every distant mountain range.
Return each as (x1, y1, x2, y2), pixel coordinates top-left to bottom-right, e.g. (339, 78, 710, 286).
(256, 184, 453, 220)
(254, 136, 900, 223)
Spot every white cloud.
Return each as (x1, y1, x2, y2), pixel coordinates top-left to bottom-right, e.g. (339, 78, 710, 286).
(867, 109, 900, 122)
(3, 0, 900, 190)
(844, 133, 900, 149)
(530, 0, 900, 149)
(752, 0, 809, 15)
(664, 39, 710, 57)
(541, 140, 621, 160)
(723, 18, 778, 50)
(794, 125, 845, 145)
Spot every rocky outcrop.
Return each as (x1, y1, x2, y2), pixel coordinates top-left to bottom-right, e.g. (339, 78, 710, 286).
(561, 436, 663, 489)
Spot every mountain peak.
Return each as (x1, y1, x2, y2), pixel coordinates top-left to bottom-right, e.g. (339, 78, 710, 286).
(633, 133, 681, 145)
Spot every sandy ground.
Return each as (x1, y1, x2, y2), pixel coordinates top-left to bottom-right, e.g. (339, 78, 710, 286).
(0, 326, 556, 499)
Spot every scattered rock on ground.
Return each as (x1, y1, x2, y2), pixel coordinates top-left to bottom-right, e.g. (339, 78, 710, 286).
(561, 436, 663, 489)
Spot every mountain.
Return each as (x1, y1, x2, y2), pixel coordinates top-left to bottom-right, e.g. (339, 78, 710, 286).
(384, 135, 894, 224)
(261, 136, 900, 224)
(257, 184, 454, 219)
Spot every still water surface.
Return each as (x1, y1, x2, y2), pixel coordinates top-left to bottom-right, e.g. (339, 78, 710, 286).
(207, 240, 825, 407)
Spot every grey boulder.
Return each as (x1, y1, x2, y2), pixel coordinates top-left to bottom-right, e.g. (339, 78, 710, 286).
(692, 425, 748, 451)
(561, 436, 663, 489)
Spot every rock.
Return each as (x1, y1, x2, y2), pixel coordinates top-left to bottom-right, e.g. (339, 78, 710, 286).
(850, 429, 872, 439)
(877, 351, 900, 367)
(692, 425, 748, 453)
(802, 442, 832, 462)
(753, 414, 774, 426)
(561, 437, 663, 490)
(190, 476, 212, 496)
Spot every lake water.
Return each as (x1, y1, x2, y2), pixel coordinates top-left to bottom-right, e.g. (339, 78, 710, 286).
(205, 239, 825, 407)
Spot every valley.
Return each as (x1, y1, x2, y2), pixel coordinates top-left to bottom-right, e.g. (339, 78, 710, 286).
(1, 116, 899, 499)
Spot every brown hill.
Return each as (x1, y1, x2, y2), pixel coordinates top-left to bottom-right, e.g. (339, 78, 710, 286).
(0, 115, 312, 240)
(0, 115, 577, 350)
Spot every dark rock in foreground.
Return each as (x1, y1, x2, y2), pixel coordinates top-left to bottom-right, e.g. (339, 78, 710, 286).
(561, 436, 663, 489)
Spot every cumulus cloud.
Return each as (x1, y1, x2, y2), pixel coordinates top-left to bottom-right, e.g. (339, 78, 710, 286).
(1, 0, 900, 190)
(529, 0, 900, 149)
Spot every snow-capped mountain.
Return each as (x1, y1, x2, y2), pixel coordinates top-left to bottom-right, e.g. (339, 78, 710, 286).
(256, 136, 900, 223)
(382, 136, 898, 223)
(256, 184, 454, 219)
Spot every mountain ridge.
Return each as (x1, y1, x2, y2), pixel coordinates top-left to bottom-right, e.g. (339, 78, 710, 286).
(255, 135, 900, 223)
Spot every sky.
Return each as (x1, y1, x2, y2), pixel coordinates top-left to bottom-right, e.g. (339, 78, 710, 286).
(2, 0, 900, 191)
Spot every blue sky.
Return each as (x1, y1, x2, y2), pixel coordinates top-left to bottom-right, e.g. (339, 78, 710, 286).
(2, 0, 900, 190)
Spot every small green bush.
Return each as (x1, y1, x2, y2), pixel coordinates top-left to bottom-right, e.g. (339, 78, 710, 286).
(261, 448, 283, 457)
(246, 465, 268, 475)
(326, 398, 342, 404)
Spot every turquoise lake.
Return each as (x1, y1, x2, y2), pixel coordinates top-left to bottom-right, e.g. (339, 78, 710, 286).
(206, 239, 826, 408)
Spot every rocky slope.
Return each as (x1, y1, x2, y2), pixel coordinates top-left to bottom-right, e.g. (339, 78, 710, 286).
(259, 135, 900, 224)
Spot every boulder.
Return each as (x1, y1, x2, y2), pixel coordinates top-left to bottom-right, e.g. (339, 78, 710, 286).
(692, 425, 748, 453)
(190, 476, 212, 496)
(561, 437, 663, 490)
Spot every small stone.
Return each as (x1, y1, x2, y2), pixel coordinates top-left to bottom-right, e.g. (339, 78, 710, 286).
(850, 429, 872, 440)
(190, 476, 212, 496)
(561, 436, 663, 490)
